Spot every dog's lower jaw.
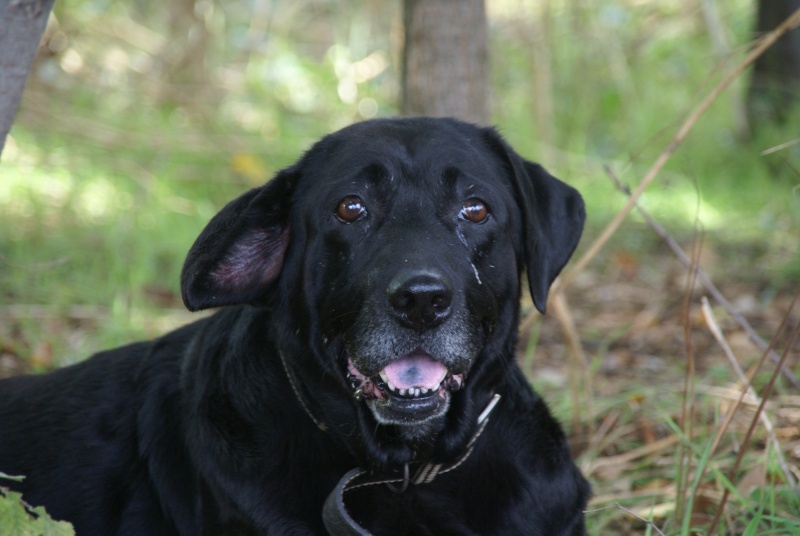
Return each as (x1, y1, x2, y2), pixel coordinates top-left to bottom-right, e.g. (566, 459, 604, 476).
(394, 417, 446, 444)
(365, 391, 451, 427)
(367, 405, 447, 461)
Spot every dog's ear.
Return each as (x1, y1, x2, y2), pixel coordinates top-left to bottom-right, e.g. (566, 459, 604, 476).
(180, 169, 295, 312)
(483, 129, 585, 314)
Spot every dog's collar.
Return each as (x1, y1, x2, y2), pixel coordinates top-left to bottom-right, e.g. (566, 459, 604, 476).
(278, 350, 502, 533)
(279, 350, 329, 432)
(322, 393, 502, 536)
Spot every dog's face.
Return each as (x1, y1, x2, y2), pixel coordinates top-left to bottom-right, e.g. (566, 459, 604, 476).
(180, 118, 584, 446)
(298, 127, 520, 427)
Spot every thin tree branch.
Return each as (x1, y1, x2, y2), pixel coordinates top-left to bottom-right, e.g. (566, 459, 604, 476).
(701, 297, 796, 490)
(0, 0, 57, 156)
(583, 503, 666, 536)
(708, 312, 800, 534)
(554, 7, 800, 294)
(551, 292, 593, 437)
(604, 165, 799, 388)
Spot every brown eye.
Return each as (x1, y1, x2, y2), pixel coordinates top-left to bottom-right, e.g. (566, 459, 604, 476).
(460, 198, 489, 223)
(336, 196, 366, 223)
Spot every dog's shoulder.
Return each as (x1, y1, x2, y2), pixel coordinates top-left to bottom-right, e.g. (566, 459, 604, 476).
(475, 369, 589, 534)
(0, 319, 211, 533)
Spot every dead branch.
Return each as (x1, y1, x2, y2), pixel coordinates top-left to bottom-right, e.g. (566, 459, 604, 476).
(583, 503, 666, 536)
(551, 292, 593, 437)
(0, 254, 69, 271)
(761, 137, 800, 156)
(554, 7, 800, 294)
(708, 313, 800, 533)
(675, 213, 702, 524)
(586, 435, 680, 474)
(697, 297, 796, 519)
(701, 297, 796, 490)
(0, 304, 110, 321)
(604, 165, 799, 388)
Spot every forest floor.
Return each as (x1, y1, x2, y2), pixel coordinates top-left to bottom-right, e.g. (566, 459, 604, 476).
(527, 226, 800, 534)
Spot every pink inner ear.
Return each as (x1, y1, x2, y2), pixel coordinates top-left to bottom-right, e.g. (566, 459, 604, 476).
(210, 227, 289, 294)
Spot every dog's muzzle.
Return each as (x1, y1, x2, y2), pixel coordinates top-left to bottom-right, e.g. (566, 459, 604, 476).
(347, 351, 464, 425)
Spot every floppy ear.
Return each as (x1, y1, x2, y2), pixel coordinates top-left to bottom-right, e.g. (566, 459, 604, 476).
(483, 130, 586, 314)
(180, 169, 295, 312)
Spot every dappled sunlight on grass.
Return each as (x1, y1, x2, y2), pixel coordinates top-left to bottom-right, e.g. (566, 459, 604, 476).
(78, 177, 131, 222)
(639, 185, 724, 229)
(0, 142, 220, 363)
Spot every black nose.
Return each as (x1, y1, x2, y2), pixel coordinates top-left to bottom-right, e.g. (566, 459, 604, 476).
(388, 270, 453, 329)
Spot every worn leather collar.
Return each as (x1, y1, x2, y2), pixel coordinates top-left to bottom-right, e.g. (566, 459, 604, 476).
(278, 351, 501, 535)
(322, 394, 502, 535)
(279, 350, 329, 432)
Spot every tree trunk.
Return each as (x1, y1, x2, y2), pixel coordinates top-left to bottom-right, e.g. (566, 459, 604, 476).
(0, 0, 55, 157)
(746, 0, 800, 130)
(402, 0, 489, 124)
(156, 0, 213, 108)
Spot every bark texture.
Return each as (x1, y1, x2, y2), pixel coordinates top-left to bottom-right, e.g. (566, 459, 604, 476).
(0, 0, 56, 157)
(402, 0, 489, 124)
(746, 0, 800, 129)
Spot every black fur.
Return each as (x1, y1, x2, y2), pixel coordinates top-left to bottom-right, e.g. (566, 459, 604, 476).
(0, 117, 590, 535)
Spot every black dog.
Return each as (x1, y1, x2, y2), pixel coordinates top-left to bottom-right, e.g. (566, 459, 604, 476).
(0, 117, 589, 535)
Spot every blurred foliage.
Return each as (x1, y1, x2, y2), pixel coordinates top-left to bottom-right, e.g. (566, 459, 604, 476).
(2, 0, 798, 360)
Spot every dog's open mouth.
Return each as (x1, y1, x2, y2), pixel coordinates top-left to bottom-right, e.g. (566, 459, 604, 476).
(347, 352, 464, 425)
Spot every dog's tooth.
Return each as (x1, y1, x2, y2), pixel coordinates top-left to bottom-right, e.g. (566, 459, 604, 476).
(399, 388, 407, 396)
(387, 381, 396, 392)
(413, 388, 420, 397)
(420, 388, 428, 395)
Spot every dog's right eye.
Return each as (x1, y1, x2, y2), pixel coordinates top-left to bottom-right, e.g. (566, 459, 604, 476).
(335, 196, 367, 223)
(460, 198, 490, 224)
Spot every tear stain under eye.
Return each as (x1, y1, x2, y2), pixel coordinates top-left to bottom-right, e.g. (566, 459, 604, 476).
(469, 261, 482, 285)
(456, 226, 482, 285)
(455, 227, 469, 248)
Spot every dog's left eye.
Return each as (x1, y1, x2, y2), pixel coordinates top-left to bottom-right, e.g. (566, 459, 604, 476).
(336, 196, 367, 223)
(460, 198, 490, 224)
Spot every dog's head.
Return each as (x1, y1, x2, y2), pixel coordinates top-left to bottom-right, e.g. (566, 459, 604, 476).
(181, 117, 584, 457)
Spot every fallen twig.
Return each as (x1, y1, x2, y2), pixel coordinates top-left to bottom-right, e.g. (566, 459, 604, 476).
(586, 435, 680, 474)
(0, 254, 69, 271)
(582, 410, 620, 466)
(675, 213, 702, 525)
(584, 503, 666, 536)
(0, 304, 110, 320)
(701, 297, 796, 490)
(708, 310, 800, 533)
(551, 292, 593, 437)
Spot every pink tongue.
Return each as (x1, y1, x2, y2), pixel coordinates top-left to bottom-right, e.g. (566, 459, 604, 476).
(382, 354, 448, 391)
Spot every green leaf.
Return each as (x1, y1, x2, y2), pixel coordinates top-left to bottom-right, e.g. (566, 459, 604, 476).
(0, 473, 25, 483)
(0, 488, 75, 536)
